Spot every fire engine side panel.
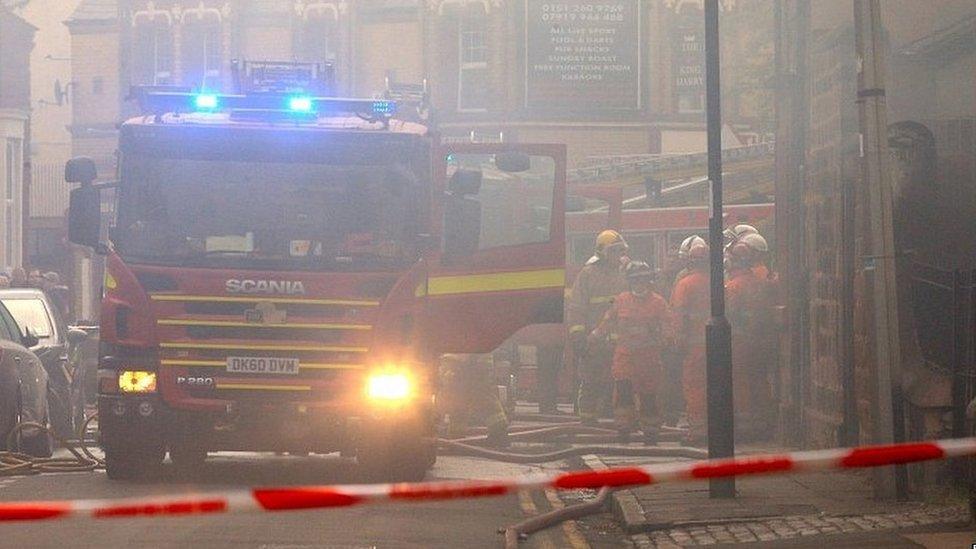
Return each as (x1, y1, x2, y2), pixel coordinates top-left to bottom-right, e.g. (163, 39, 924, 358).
(422, 143, 568, 355)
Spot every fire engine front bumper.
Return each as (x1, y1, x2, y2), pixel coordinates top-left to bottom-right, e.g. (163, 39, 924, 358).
(97, 394, 434, 454)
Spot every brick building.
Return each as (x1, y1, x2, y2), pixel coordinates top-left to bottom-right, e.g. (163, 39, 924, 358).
(65, 0, 772, 173)
(0, 3, 35, 270)
(775, 1, 976, 471)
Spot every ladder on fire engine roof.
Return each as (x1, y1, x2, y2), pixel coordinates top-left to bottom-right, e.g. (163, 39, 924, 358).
(567, 141, 775, 185)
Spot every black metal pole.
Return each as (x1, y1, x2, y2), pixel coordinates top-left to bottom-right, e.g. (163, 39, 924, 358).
(704, 0, 735, 499)
(840, 160, 858, 446)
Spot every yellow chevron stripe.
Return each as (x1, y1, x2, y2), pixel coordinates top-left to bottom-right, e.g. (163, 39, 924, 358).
(428, 268, 565, 296)
(149, 294, 380, 306)
(215, 383, 312, 392)
(157, 319, 371, 330)
(161, 359, 364, 370)
(159, 342, 368, 353)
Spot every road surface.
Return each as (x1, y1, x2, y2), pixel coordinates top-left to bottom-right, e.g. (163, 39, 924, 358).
(0, 452, 594, 549)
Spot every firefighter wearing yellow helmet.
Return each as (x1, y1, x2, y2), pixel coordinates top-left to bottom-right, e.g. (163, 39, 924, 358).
(567, 230, 630, 425)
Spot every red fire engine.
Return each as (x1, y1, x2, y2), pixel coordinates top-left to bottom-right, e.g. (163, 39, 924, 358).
(65, 62, 566, 480)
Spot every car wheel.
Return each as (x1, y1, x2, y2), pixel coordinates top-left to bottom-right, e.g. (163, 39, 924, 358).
(20, 428, 53, 458)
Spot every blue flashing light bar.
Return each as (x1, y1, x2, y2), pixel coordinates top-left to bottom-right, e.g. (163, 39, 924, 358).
(288, 96, 314, 112)
(194, 94, 219, 110)
(138, 91, 398, 119)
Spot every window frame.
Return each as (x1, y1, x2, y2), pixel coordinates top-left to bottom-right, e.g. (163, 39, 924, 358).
(133, 20, 174, 86)
(456, 11, 489, 113)
(181, 20, 223, 90)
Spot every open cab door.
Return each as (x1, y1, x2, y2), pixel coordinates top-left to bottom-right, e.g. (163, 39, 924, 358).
(422, 143, 567, 354)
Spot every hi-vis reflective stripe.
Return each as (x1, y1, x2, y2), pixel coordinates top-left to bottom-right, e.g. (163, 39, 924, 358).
(159, 342, 368, 353)
(149, 295, 380, 307)
(589, 295, 615, 304)
(427, 268, 564, 297)
(156, 319, 372, 331)
(161, 359, 364, 370)
(215, 383, 312, 392)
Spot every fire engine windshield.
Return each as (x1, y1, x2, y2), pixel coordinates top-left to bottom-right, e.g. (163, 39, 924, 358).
(115, 157, 425, 270)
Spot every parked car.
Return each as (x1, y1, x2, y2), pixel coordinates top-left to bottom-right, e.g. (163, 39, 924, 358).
(0, 300, 52, 457)
(0, 289, 88, 440)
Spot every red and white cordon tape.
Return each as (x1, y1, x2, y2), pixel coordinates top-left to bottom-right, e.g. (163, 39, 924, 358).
(2, 437, 975, 522)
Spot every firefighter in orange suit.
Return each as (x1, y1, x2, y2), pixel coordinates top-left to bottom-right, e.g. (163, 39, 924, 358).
(589, 261, 674, 443)
(739, 232, 780, 430)
(725, 240, 771, 438)
(670, 237, 711, 444)
(567, 230, 629, 425)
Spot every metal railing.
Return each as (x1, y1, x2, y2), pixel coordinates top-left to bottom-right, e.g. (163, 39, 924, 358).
(910, 262, 976, 439)
(30, 162, 69, 218)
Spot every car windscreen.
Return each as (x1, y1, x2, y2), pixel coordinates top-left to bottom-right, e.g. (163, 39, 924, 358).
(0, 304, 17, 342)
(2, 298, 53, 339)
(115, 156, 426, 270)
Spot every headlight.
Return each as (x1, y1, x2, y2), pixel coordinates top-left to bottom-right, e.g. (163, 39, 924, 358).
(366, 371, 412, 402)
(118, 370, 157, 393)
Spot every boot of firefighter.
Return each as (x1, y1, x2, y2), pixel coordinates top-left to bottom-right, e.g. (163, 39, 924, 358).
(639, 393, 661, 445)
(613, 380, 638, 439)
(577, 383, 601, 426)
(484, 409, 510, 448)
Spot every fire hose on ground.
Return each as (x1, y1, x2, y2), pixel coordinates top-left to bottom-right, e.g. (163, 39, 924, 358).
(438, 438, 707, 463)
(0, 414, 102, 476)
(503, 487, 612, 549)
(440, 421, 706, 463)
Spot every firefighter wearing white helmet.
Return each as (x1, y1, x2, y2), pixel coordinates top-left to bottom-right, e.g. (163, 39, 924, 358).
(722, 223, 759, 250)
(726, 231, 779, 440)
(568, 229, 629, 425)
(672, 235, 707, 286)
(740, 232, 771, 280)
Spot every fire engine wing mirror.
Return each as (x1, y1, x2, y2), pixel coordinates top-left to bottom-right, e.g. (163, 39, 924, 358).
(448, 169, 482, 196)
(66, 328, 89, 346)
(494, 151, 531, 173)
(68, 185, 102, 249)
(65, 156, 97, 185)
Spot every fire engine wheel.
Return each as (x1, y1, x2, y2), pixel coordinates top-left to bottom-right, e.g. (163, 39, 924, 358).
(357, 427, 434, 482)
(104, 439, 165, 481)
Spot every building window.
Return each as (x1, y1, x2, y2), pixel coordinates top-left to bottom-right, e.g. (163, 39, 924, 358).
(298, 17, 337, 64)
(182, 22, 223, 90)
(133, 21, 173, 85)
(458, 11, 489, 112)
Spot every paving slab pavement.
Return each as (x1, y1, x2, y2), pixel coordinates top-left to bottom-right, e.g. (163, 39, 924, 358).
(587, 449, 972, 546)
